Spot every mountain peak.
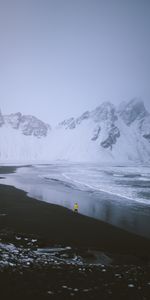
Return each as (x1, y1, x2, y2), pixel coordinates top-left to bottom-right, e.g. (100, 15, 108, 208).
(91, 101, 117, 123)
(118, 98, 148, 125)
(3, 112, 51, 138)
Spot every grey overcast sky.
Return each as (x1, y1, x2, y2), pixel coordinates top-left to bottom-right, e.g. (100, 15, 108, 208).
(0, 0, 150, 125)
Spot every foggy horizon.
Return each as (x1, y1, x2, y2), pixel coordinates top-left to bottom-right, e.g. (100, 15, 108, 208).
(0, 97, 150, 126)
(0, 0, 150, 125)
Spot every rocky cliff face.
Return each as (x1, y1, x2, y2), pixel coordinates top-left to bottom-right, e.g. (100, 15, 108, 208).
(100, 125, 120, 149)
(59, 102, 121, 150)
(3, 113, 51, 138)
(0, 110, 4, 127)
(139, 115, 150, 143)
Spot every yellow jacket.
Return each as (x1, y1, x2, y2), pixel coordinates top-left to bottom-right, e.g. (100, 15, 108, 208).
(74, 203, 78, 210)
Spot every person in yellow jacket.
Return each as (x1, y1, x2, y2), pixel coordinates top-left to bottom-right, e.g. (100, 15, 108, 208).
(73, 202, 78, 213)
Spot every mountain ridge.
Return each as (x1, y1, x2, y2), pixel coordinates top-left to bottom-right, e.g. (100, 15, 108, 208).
(0, 98, 150, 163)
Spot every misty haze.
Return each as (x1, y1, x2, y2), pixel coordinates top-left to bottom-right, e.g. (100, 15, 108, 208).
(0, 1, 150, 300)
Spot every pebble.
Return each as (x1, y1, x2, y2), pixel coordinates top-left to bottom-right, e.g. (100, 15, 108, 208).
(128, 284, 135, 288)
(47, 291, 53, 295)
(115, 273, 122, 278)
(83, 289, 89, 292)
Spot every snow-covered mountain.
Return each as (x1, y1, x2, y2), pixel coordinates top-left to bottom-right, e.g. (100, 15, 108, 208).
(0, 98, 150, 163)
(3, 112, 51, 137)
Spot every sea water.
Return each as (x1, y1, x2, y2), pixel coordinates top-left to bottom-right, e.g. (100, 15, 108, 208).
(1, 163, 150, 238)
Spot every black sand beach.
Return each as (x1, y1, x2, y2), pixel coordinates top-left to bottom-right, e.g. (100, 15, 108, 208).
(1, 184, 150, 255)
(0, 166, 150, 299)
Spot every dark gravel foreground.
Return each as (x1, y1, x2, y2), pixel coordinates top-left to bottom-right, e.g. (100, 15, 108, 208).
(1, 262, 150, 300)
(0, 166, 150, 300)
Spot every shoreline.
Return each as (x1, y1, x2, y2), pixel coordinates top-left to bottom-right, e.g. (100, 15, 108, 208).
(0, 183, 150, 257)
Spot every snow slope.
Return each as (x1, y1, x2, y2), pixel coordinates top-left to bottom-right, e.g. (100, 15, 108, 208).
(0, 98, 150, 163)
